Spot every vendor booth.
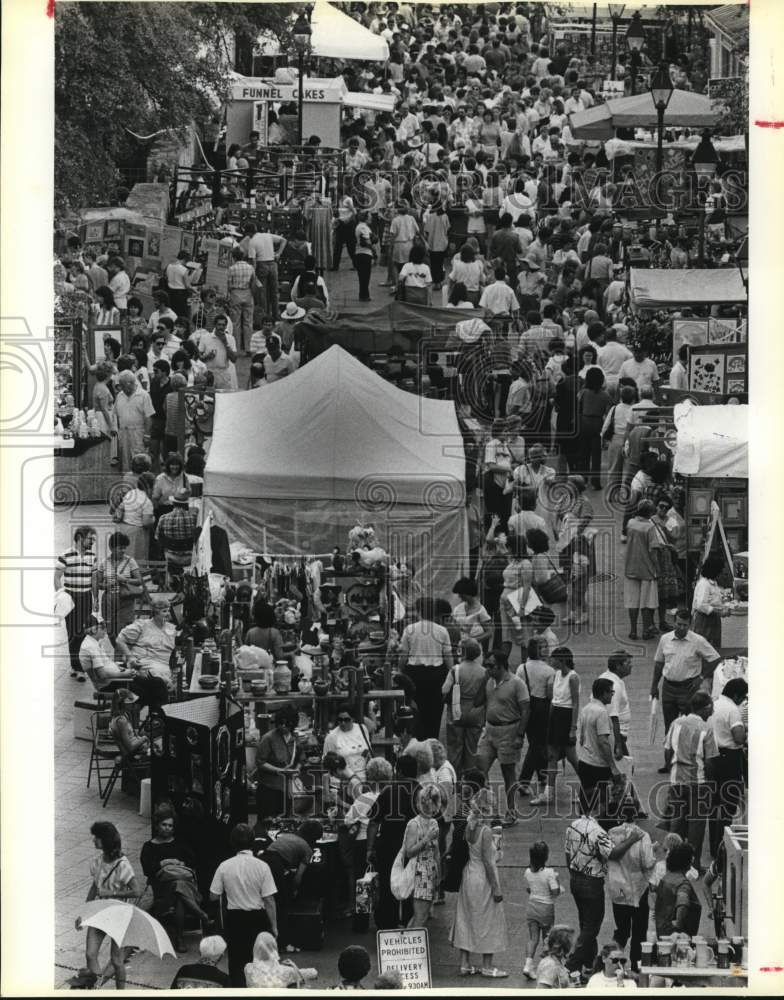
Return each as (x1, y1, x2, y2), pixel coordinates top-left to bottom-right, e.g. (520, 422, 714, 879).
(204, 345, 468, 598)
(569, 89, 719, 141)
(629, 267, 747, 310)
(672, 401, 748, 647)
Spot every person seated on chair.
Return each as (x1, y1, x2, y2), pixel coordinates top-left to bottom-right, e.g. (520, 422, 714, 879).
(79, 614, 137, 694)
(115, 597, 176, 706)
(142, 803, 210, 953)
(171, 935, 230, 988)
(107, 688, 149, 759)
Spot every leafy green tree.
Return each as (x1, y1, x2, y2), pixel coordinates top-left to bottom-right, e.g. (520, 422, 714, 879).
(55, 2, 290, 216)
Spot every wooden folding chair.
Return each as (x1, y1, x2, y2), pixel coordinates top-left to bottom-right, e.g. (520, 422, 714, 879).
(87, 711, 118, 798)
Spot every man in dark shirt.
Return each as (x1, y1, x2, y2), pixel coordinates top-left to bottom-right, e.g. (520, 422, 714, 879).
(488, 213, 520, 280)
(148, 358, 172, 473)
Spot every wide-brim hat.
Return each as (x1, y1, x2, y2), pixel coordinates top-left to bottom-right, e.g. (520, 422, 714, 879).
(171, 488, 191, 506)
(407, 136, 424, 149)
(281, 302, 306, 320)
(522, 254, 541, 270)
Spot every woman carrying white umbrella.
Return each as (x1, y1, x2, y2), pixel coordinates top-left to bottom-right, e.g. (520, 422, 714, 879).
(74, 822, 142, 989)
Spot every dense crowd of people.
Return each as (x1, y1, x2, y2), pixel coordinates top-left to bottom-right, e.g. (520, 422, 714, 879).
(56, 1, 750, 989)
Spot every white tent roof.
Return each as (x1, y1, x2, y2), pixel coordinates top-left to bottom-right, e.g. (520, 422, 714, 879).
(205, 345, 465, 504)
(672, 402, 748, 478)
(310, 2, 390, 61)
(629, 268, 747, 309)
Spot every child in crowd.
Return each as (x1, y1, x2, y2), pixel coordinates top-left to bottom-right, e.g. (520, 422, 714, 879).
(336, 945, 371, 989)
(523, 840, 562, 978)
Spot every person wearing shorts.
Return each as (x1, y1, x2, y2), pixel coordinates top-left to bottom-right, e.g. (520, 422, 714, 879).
(475, 649, 530, 827)
(531, 647, 581, 806)
(523, 840, 561, 979)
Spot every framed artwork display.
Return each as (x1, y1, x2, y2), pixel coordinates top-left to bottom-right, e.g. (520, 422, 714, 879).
(90, 324, 124, 364)
(724, 529, 744, 553)
(105, 219, 121, 237)
(689, 343, 748, 395)
(688, 525, 705, 550)
(84, 221, 104, 243)
(672, 318, 709, 360)
(688, 489, 713, 517)
(721, 495, 746, 525)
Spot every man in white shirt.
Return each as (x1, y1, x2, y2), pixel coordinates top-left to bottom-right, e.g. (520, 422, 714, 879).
(479, 267, 519, 318)
(564, 87, 585, 116)
(598, 328, 633, 402)
(261, 333, 296, 385)
(106, 257, 130, 311)
(210, 823, 278, 986)
(709, 678, 747, 858)
(246, 224, 287, 320)
(398, 596, 453, 740)
(669, 344, 689, 389)
(199, 314, 237, 390)
(651, 608, 721, 771)
(147, 292, 179, 337)
(619, 347, 660, 394)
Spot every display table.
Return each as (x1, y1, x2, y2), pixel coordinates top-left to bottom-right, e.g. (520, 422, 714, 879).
(54, 437, 125, 505)
(638, 966, 748, 987)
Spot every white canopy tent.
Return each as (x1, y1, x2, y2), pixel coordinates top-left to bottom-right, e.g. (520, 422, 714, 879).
(672, 402, 748, 478)
(309, 1, 390, 61)
(257, 2, 389, 62)
(204, 346, 467, 594)
(629, 268, 748, 310)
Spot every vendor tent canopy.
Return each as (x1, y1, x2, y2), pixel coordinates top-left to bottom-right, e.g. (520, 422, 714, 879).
(569, 90, 719, 140)
(309, 1, 389, 61)
(204, 345, 467, 593)
(672, 402, 747, 478)
(629, 268, 747, 310)
(300, 301, 485, 357)
(79, 206, 148, 226)
(254, 3, 388, 61)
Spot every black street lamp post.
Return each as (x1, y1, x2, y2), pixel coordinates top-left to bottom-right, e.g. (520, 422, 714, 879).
(649, 62, 674, 173)
(625, 11, 645, 95)
(691, 131, 719, 266)
(292, 10, 312, 147)
(608, 4, 626, 82)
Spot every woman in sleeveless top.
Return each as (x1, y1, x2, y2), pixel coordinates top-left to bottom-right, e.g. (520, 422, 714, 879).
(531, 646, 580, 805)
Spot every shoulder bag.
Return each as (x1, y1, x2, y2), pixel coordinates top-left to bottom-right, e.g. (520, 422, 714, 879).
(537, 554, 568, 604)
(118, 556, 144, 596)
(390, 843, 417, 901)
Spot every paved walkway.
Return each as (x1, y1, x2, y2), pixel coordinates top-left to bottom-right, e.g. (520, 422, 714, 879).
(52, 263, 746, 988)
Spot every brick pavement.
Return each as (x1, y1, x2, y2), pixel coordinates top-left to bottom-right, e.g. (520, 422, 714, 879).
(52, 259, 744, 988)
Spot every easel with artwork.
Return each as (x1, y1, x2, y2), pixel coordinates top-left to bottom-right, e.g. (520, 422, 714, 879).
(689, 343, 748, 398)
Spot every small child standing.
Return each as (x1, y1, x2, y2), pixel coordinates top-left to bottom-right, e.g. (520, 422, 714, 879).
(523, 841, 562, 979)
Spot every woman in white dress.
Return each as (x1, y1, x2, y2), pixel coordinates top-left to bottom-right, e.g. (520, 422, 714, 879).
(449, 769, 508, 978)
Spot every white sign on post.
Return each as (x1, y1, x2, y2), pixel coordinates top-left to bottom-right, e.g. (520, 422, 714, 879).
(376, 928, 431, 990)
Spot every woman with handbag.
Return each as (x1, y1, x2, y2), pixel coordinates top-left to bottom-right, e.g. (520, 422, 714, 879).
(111, 472, 155, 561)
(449, 769, 509, 978)
(96, 531, 147, 638)
(516, 637, 555, 796)
(366, 754, 419, 930)
(401, 784, 442, 928)
(441, 638, 487, 775)
(652, 496, 687, 633)
(140, 803, 209, 953)
(527, 527, 568, 616)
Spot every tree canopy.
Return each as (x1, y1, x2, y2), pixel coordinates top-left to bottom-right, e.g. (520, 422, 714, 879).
(55, 2, 290, 216)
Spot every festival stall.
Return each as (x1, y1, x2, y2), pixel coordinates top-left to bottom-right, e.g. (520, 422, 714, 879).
(203, 344, 468, 599)
(672, 401, 748, 646)
(569, 89, 719, 140)
(628, 267, 748, 394)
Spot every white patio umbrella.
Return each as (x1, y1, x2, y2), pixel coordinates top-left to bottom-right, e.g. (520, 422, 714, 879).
(79, 900, 176, 958)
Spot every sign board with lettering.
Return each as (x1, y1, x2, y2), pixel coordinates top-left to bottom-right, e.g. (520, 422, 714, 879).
(376, 928, 431, 990)
(230, 79, 344, 103)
